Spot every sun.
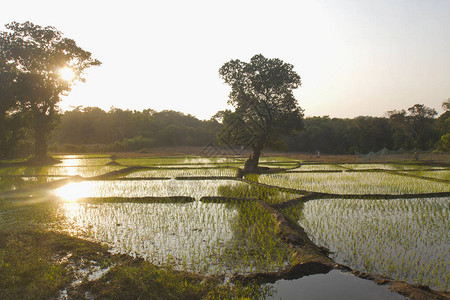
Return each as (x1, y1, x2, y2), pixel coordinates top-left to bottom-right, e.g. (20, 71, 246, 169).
(59, 67, 76, 81)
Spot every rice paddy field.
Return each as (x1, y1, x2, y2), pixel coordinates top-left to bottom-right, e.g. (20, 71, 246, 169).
(0, 154, 449, 298)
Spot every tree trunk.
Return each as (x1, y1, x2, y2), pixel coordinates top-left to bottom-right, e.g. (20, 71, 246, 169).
(34, 122, 48, 160)
(244, 130, 268, 172)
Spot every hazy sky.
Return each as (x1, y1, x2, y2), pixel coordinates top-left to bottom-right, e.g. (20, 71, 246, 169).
(2, 0, 449, 120)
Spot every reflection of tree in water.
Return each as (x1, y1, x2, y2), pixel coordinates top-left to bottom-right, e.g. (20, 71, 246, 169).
(218, 174, 280, 202)
(216, 182, 293, 273)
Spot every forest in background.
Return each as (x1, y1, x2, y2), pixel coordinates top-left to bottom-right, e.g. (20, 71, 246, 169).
(2, 102, 447, 159)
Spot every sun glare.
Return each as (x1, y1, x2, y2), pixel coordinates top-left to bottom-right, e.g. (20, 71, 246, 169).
(54, 181, 90, 202)
(59, 67, 76, 81)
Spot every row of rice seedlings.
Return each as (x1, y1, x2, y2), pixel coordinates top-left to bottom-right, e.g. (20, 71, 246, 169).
(290, 164, 347, 171)
(254, 172, 450, 194)
(54, 157, 113, 167)
(53, 200, 293, 275)
(0, 176, 66, 192)
(292, 198, 449, 291)
(122, 168, 238, 178)
(258, 157, 299, 162)
(115, 156, 241, 167)
(0, 165, 125, 177)
(53, 179, 297, 203)
(53, 154, 112, 159)
(341, 163, 447, 171)
(399, 170, 450, 181)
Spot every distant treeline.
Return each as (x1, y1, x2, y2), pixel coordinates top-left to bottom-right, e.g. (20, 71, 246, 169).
(49, 107, 220, 153)
(49, 103, 449, 154)
(1, 103, 448, 158)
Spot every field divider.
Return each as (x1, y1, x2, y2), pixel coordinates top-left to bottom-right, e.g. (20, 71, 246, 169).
(272, 191, 450, 210)
(230, 199, 333, 284)
(0, 175, 84, 197)
(383, 169, 450, 183)
(89, 166, 150, 180)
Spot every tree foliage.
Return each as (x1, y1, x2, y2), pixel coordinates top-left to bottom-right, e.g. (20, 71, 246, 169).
(20, 103, 450, 156)
(387, 104, 439, 150)
(0, 21, 100, 161)
(219, 54, 303, 170)
(50, 107, 220, 152)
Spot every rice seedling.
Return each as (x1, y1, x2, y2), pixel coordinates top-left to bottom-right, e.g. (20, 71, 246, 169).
(122, 167, 238, 178)
(52, 200, 292, 275)
(342, 163, 447, 171)
(255, 171, 449, 194)
(289, 164, 346, 171)
(54, 157, 112, 167)
(52, 179, 298, 204)
(116, 156, 241, 167)
(400, 170, 450, 181)
(292, 197, 449, 290)
(2, 155, 447, 295)
(0, 176, 66, 192)
(0, 165, 124, 178)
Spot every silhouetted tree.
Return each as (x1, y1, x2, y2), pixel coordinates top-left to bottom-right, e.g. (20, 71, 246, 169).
(388, 104, 439, 150)
(435, 99, 450, 151)
(219, 54, 303, 171)
(0, 21, 100, 162)
(0, 58, 26, 158)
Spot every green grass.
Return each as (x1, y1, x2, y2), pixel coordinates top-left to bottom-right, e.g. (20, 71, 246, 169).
(0, 230, 270, 299)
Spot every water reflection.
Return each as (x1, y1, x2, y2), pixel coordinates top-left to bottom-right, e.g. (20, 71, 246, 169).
(52, 179, 280, 201)
(57, 201, 238, 274)
(53, 181, 94, 202)
(268, 270, 405, 300)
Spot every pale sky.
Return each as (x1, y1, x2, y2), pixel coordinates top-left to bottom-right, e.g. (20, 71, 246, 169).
(2, 0, 449, 120)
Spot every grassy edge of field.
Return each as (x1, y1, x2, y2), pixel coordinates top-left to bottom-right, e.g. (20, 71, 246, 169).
(0, 229, 271, 300)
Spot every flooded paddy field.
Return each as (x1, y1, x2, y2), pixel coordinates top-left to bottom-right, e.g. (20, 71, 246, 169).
(1, 154, 449, 298)
(253, 171, 449, 194)
(54, 200, 292, 275)
(290, 197, 449, 291)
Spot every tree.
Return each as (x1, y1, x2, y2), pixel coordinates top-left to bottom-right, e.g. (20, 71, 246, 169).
(435, 99, 450, 151)
(388, 104, 438, 150)
(219, 54, 303, 171)
(0, 58, 27, 158)
(0, 21, 100, 161)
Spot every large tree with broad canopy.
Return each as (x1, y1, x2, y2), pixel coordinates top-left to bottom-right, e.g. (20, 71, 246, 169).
(0, 21, 101, 162)
(219, 54, 303, 172)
